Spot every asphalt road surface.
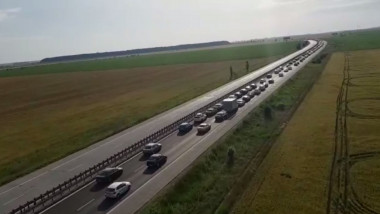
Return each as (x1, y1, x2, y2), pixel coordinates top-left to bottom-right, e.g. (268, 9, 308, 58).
(0, 40, 324, 214)
(37, 41, 326, 214)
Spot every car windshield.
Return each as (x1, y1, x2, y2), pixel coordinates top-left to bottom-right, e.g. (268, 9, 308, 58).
(99, 169, 112, 176)
(145, 146, 152, 149)
(106, 187, 115, 192)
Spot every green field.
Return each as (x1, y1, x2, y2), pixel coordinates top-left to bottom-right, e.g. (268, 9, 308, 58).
(140, 59, 327, 214)
(327, 29, 380, 51)
(0, 53, 284, 185)
(0, 42, 297, 77)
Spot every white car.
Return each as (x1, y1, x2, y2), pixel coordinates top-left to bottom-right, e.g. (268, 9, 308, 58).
(105, 181, 131, 198)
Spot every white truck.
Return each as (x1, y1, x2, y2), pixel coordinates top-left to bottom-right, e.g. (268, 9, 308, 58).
(222, 98, 238, 115)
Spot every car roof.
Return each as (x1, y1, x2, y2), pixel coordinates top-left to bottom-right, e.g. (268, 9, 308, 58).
(108, 182, 125, 189)
(102, 167, 118, 172)
(151, 154, 162, 158)
(199, 123, 208, 126)
(146, 143, 157, 146)
(180, 122, 189, 125)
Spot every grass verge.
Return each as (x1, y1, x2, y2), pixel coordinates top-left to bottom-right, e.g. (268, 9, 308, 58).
(139, 56, 328, 214)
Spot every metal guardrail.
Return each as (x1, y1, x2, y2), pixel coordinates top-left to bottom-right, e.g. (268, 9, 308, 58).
(9, 41, 322, 214)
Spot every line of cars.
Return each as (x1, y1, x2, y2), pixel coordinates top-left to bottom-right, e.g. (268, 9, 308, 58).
(92, 41, 322, 201)
(95, 142, 167, 199)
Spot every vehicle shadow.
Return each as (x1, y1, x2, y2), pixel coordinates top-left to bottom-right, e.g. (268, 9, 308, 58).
(90, 182, 108, 192)
(139, 154, 149, 161)
(97, 197, 118, 212)
(143, 167, 158, 175)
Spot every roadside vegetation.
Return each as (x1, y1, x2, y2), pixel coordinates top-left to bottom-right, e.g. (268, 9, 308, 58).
(139, 56, 327, 214)
(0, 55, 281, 185)
(231, 52, 339, 214)
(0, 42, 297, 77)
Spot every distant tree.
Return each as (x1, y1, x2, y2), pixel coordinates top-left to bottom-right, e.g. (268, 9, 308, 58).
(245, 61, 249, 73)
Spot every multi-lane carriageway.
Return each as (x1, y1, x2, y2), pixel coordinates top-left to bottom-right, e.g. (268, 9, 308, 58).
(1, 40, 326, 214)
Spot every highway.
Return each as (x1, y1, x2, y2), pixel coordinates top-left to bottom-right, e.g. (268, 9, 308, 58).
(40, 41, 325, 214)
(0, 40, 324, 214)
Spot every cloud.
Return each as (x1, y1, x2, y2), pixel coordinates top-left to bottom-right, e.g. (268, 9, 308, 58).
(0, 8, 21, 22)
(316, 0, 378, 11)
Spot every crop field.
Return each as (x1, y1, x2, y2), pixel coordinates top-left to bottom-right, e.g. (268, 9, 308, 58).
(140, 58, 327, 214)
(0, 56, 281, 185)
(0, 42, 297, 77)
(231, 49, 380, 214)
(328, 29, 380, 52)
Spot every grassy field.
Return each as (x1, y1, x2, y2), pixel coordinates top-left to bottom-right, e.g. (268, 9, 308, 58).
(0, 42, 297, 77)
(345, 50, 380, 212)
(0, 56, 280, 185)
(327, 29, 380, 51)
(139, 59, 326, 214)
(231, 53, 342, 214)
(231, 49, 380, 214)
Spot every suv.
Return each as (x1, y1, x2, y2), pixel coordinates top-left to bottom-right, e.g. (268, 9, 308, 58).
(205, 107, 217, 117)
(178, 122, 193, 133)
(197, 123, 211, 134)
(95, 167, 123, 183)
(242, 95, 251, 102)
(194, 113, 207, 123)
(142, 143, 162, 155)
(215, 110, 228, 122)
(105, 181, 131, 198)
(213, 103, 223, 111)
(146, 154, 167, 168)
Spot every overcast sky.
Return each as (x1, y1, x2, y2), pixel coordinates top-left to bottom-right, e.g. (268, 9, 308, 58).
(0, 0, 380, 64)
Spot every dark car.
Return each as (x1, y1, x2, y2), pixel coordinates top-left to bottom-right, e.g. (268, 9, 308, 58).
(295, 62, 299, 66)
(266, 74, 272, 79)
(194, 113, 207, 123)
(254, 89, 261, 96)
(234, 92, 243, 98)
(288, 66, 293, 70)
(197, 123, 211, 134)
(279, 72, 284, 77)
(213, 103, 223, 111)
(284, 68, 289, 72)
(251, 83, 257, 89)
(205, 107, 217, 117)
(259, 85, 265, 91)
(215, 110, 228, 122)
(237, 99, 245, 107)
(259, 78, 266, 84)
(242, 95, 251, 102)
(178, 122, 193, 133)
(240, 88, 248, 95)
(268, 79, 274, 84)
(143, 143, 162, 155)
(146, 154, 167, 168)
(264, 82, 269, 88)
(95, 167, 123, 183)
(248, 91, 256, 98)
(274, 69, 280, 74)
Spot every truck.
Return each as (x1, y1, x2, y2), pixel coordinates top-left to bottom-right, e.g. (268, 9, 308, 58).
(222, 98, 238, 115)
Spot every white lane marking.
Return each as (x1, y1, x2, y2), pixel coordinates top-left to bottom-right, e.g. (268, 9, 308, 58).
(107, 42, 324, 214)
(68, 164, 83, 172)
(39, 151, 142, 214)
(133, 165, 146, 174)
(3, 193, 25, 206)
(0, 171, 48, 196)
(76, 198, 95, 212)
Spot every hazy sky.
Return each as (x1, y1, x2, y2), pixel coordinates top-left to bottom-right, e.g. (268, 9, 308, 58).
(1, 0, 380, 63)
